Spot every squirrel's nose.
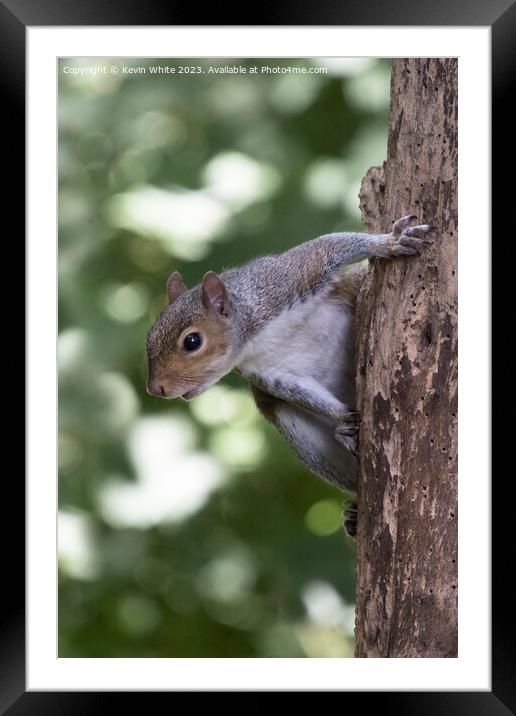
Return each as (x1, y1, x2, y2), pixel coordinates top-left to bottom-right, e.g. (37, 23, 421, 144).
(146, 379, 166, 397)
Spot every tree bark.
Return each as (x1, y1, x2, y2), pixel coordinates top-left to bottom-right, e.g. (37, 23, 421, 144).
(354, 59, 458, 658)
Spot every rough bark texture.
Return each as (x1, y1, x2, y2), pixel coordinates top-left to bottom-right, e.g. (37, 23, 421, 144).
(354, 59, 458, 658)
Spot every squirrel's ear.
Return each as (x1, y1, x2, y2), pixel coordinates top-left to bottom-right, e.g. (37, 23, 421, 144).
(167, 271, 187, 303)
(202, 271, 232, 317)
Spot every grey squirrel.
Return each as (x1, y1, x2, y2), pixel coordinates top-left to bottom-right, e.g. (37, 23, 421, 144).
(146, 214, 435, 535)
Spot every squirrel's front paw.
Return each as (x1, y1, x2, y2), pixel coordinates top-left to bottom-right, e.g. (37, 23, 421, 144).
(383, 214, 436, 257)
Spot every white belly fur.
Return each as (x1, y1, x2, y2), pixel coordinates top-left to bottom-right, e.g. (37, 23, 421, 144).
(237, 290, 355, 404)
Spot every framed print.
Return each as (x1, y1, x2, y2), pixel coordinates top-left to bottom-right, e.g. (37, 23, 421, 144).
(5, 0, 507, 711)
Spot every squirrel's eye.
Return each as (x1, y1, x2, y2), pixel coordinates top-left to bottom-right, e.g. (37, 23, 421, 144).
(183, 332, 202, 352)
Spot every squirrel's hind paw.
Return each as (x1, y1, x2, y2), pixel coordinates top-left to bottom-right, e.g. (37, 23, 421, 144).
(335, 423, 358, 456)
(342, 500, 358, 538)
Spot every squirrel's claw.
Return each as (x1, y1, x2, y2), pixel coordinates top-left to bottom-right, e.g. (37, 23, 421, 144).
(402, 224, 434, 238)
(338, 409, 360, 424)
(386, 217, 436, 258)
(335, 408, 359, 454)
(336, 425, 358, 436)
(335, 423, 358, 457)
(392, 214, 418, 236)
(342, 500, 358, 538)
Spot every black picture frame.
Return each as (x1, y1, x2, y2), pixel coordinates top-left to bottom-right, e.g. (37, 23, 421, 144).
(7, 0, 507, 712)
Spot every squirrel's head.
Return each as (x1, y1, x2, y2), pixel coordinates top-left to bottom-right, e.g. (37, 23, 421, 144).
(146, 271, 239, 400)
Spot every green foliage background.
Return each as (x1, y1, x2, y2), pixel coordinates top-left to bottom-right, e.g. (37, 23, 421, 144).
(58, 57, 390, 657)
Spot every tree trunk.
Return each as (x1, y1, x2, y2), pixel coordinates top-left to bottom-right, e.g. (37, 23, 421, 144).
(354, 59, 458, 658)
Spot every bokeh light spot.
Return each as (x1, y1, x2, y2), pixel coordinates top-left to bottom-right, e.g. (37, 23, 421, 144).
(209, 426, 266, 470)
(304, 159, 349, 208)
(196, 547, 257, 603)
(302, 580, 355, 634)
(106, 185, 231, 260)
(58, 329, 91, 374)
(98, 416, 226, 528)
(102, 282, 150, 323)
(58, 509, 99, 581)
(269, 73, 322, 114)
(97, 372, 140, 431)
(202, 151, 281, 210)
(305, 499, 342, 536)
(189, 385, 257, 427)
(343, 64, 391, 111)
(117, 594, 163, 637)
